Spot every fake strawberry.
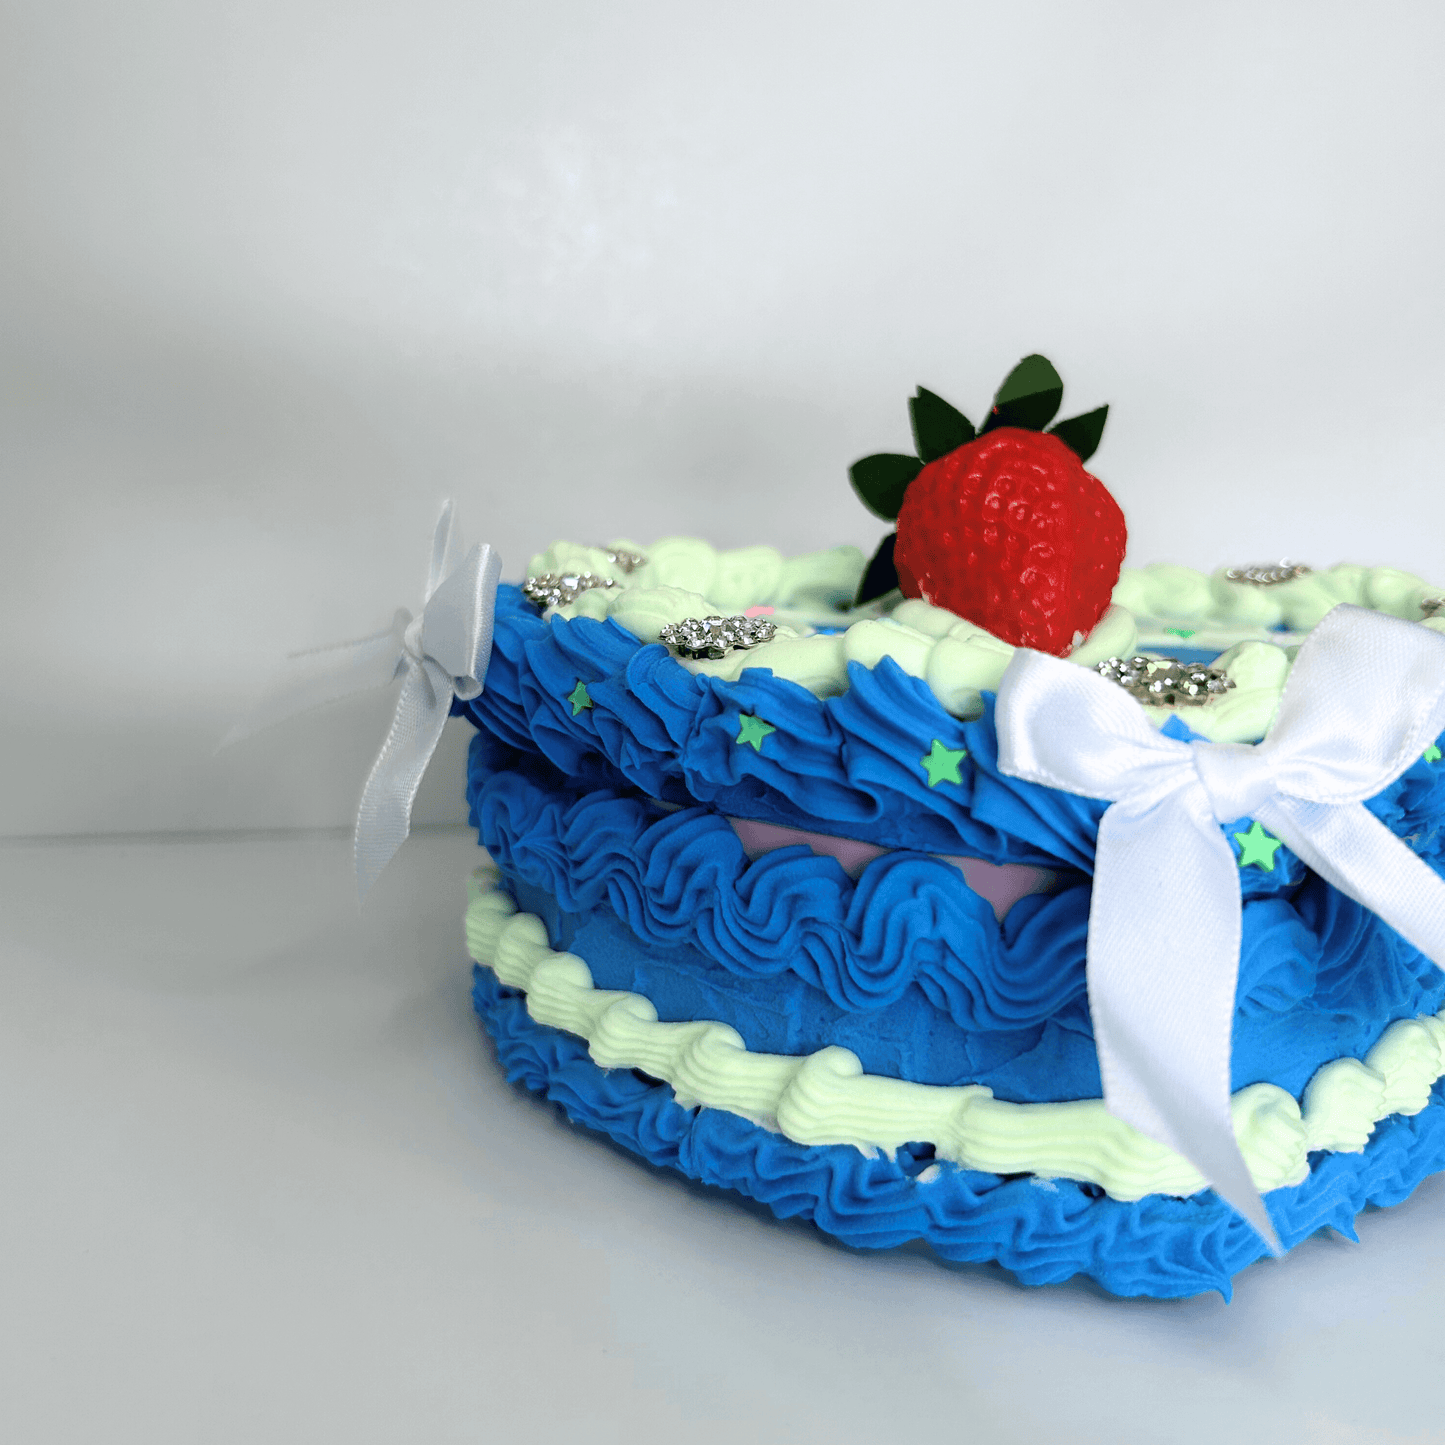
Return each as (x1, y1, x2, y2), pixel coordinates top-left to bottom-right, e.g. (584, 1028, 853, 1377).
(849, 355, 1125, 655)
(895, 426, 1125, 652)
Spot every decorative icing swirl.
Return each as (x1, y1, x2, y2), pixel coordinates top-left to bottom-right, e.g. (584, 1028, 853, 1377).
(474, 961, 1445, 1299)
(474, 766, 1088, 1029)
(530, 537, 866, 624)
(523, 539, 1445, 743)
(462, 585, 1445, 871)
(467, 865, 1445, 1205)
(473, 764, 1445, 1072)
(1116, 561, 1445, 635)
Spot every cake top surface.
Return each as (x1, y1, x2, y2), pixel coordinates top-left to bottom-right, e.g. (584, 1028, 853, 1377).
(526, 535, 1445, 746)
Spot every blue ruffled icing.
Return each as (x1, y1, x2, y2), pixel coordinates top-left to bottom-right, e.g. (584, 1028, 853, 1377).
(470, 754, 1445, 1099)
(473, 964, 1445, 1300)
(463, 586, 1101, 865)
(461, 585, 1445, 874)
(474, 762, 1092, 1032)
(496, 868, 1445, 1103)
(457, 587, 1445, 1290)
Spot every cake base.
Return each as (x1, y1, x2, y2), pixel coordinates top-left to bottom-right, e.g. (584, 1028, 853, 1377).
(473, 964, 1445, 1300)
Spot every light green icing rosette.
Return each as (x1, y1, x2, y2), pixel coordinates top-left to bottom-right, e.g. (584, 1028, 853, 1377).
(1119, 562, 1445, 643)
(528, 539, 1445, 744)
(467, 866, 1445, 1203)
(532, 537, 868, 626)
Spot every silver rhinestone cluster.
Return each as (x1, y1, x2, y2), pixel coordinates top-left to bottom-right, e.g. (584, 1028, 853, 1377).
(522, 572, 617, 610)
(596, 546, 647, 574)
(658, 614, 777, 660)
(1223, 561, 1312, 586)
(1095, 655, 1237, 707)
(1421, 597, 1444, 618)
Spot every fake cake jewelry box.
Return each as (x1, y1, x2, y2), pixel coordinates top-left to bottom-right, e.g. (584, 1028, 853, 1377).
(246, 356, 1445, 1299)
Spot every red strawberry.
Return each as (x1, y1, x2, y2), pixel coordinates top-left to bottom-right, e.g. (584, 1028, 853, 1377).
(893, 427, 1126, 655)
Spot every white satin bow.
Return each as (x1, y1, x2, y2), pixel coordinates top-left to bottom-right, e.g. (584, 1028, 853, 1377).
(225, 503, 502, 898)
(995, 604, 1445, 1247)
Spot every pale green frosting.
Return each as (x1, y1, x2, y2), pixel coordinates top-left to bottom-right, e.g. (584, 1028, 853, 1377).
(1136, 640, 1293, 743)
(531, 538, 866, 625)
(466, 865, 1445, 1202)
(529, 539, 1445, 743)
(1116, 562, 1445, 632)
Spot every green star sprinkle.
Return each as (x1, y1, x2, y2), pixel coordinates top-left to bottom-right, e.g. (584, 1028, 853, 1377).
(566, 681, 593, 716)
(1426, 743, 1442, 763)
(736, 714, 776, 752)
(1234, 820, 1283, 872)
(1163, 627, 1197, 639)
(921, 738, 967, 788)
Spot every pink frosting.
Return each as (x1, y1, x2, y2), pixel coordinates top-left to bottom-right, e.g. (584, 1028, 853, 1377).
(726, 817, 1058, 922)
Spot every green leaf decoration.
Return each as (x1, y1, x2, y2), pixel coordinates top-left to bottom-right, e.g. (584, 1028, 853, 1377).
(909, 387, 975, 463)
(854, 531, 899, 606)
(848, 453, 922, 521)
(1047, 404, 1109, 463)
(982, 354, 1064, 433)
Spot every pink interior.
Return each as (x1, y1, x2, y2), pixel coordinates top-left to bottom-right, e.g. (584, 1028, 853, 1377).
(726, 816, 1059, 923)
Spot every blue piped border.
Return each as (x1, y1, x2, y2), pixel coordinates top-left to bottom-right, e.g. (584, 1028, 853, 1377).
(473, 964, 1445, 1300)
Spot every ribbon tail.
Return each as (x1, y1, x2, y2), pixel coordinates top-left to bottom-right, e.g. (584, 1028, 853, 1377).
(220, 623, 406, 749)
(1261, 797, 1445, 968)
(426, 500, 461, 601)
(1090, 793, 1282, 1252)
(354, 657, 452, 901)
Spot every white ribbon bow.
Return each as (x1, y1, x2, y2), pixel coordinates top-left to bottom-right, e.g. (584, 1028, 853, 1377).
(225, 503, 502, 899)
(995, 604, 1445, 1247)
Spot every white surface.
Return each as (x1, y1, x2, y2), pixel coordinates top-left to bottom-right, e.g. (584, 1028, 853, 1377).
(3, 830, 1445, 1444)
(4, 2, 1445, 835)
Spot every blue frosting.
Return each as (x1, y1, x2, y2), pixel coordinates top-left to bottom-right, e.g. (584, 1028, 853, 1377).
(464, 586, 1100, 865)
(496, 867, 1445, 1104)
(471, 754, 1445, 1101)
(474, 762, 1093, 1033)
(460, 585, 1445, 870)
(457, 587, 1445, 1290)
(473, 964, 1445, 1300)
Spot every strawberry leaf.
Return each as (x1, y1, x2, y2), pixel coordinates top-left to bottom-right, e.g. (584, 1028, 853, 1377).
(909, 387, 975, 462)
(1048, 404, 1109, 463)
(849, 453, 922, 520)
(983, 354, 1064, 433)
(854, 532, 899, 606)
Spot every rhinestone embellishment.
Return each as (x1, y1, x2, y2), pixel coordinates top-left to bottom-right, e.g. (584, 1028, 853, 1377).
(596, 546, 647, 574)
(1095, 655, 1237, 707)
(1223, 561, 1312, 586)
(521, 572, 617, 610)
(658, 614, 778, 660)
(1421, 597, 1444, 618)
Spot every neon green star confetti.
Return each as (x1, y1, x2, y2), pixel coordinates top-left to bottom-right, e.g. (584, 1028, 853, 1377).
(566, 681, 593, 716)
(921, 738, 967, 788)
(1234, 819, 1283, 872)
(736, 714, 776, 752)
(1426, 743, 1442, 764)
(1163, 627, 1197, 639)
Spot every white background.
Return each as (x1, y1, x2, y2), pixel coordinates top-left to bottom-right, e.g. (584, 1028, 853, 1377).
(5, 4, 1445, 1441)
(4, 0, 1444, 836)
